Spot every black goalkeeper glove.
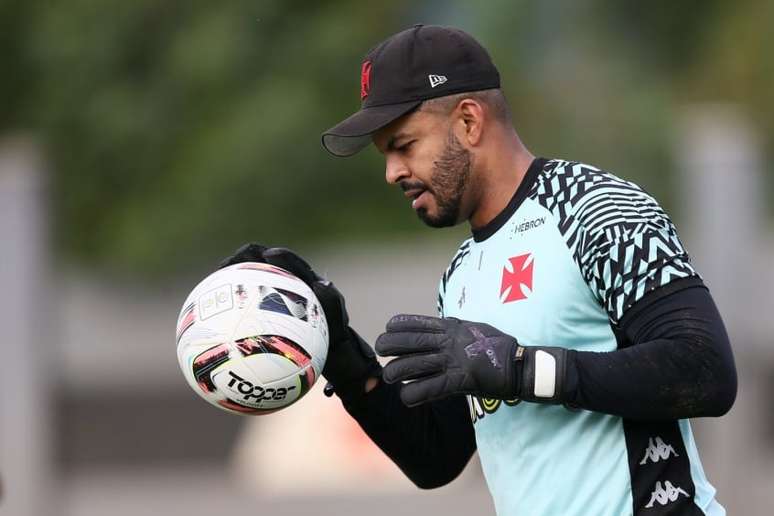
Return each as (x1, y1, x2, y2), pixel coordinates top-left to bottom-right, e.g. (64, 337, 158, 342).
(375, 314, 570, 407)
(219, 243, 382, 399)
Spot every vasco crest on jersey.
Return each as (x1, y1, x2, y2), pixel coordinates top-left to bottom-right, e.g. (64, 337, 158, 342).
(500, 252, 534, 303)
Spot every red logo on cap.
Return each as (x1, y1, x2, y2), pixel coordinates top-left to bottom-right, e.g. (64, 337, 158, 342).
(360, 61, 372, 100)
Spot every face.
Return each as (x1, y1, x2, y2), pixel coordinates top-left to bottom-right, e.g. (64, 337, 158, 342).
(373, 108, 474, 228)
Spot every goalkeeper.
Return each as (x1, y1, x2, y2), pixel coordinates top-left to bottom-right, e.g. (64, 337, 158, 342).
(222, 25, 736, 516)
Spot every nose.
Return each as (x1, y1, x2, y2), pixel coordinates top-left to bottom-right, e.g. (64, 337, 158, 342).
(384, 153, 410, 185)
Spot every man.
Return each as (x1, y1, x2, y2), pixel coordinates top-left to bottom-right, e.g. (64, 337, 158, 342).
(222, 25, 736, 515)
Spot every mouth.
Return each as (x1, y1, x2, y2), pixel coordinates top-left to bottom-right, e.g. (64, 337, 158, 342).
(400, 182, 430, 211)
(406, 189, 430, 210)
(403, 188, 425, 201)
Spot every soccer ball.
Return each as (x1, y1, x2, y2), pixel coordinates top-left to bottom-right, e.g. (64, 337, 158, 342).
(176, 262, 328, 415)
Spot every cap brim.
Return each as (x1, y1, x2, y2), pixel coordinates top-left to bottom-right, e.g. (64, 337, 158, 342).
(321, 100, 422, 157)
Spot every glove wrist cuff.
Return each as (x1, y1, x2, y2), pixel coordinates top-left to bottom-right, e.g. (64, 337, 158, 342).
(322, 327, 382, 398)
(516, 346, 571, 405)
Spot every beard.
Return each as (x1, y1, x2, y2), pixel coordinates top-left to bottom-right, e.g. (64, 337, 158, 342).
(416, 130, 472, 228)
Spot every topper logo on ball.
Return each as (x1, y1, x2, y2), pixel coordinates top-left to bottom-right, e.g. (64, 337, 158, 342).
(226, 371, 296, 402)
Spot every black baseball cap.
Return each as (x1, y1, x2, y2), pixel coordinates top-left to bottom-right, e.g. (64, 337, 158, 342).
(321, 24, 501, 157)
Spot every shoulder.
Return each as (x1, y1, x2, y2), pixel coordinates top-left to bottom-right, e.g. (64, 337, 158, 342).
(531, 159, 654, 207)
(530, 159, 673, 237)
(530, 160, 699, 321)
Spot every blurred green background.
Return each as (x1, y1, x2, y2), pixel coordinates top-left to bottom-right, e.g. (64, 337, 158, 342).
(2, 2, 773, 516)
(2, 0, 771, 276)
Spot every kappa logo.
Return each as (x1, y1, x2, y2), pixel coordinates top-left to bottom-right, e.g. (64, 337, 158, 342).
(428, 74, 447, 88)
(640, 436, 678, 465)
(500, 253, 534, 303)
(645, 480, 689, 508)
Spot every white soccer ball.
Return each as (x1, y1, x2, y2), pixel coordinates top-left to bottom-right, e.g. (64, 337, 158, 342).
(176, 262, 328, 415)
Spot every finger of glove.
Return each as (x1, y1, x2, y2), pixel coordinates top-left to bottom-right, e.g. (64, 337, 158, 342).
(218, 243, 268, 269)
(382, 354, 445, 384)
(384, 314, 448, 334)
(375, 331, 445, 357)
(311, 281, 346, 313)
(399, 375, 454, 407)
(261, 248, 322, 285)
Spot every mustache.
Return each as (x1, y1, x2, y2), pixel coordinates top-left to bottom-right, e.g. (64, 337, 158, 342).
(400, 180, 430, 193)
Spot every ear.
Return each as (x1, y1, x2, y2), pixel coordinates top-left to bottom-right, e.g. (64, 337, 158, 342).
(455, 98, 485, 147)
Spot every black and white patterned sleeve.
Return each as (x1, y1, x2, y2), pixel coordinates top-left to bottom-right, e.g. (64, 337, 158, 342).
(437, 280, 445, 317)
(437, 240, 472, 318)
(532, 161, 700, 323)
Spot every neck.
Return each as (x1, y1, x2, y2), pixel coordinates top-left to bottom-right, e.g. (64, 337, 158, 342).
(468, 130, 534, 230)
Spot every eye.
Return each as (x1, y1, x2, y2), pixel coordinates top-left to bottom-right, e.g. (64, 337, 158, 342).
(397, 140, 416, 153)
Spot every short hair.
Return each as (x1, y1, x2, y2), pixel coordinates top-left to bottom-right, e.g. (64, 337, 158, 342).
(420, 88, 512, 124)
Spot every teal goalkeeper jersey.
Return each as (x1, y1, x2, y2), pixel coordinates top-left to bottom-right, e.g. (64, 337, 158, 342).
(437, 158, 724, 516)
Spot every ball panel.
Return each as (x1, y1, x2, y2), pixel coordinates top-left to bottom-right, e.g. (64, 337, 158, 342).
(235, 262, 297, 279)
(240, 335, 317, 389)
(175, 302, 196, 344)
(191, 343, 231, 394)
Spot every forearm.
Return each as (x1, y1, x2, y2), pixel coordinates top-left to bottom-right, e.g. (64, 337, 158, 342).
(565, 338, 735, 420)
(341, 380, 476, 488)
(556, 284, 737, 420)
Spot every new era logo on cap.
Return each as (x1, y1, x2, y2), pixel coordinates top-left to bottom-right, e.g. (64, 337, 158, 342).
(428, 74, 447, 88)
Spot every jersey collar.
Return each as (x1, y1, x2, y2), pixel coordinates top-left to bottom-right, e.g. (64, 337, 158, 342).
(471, 157, 546, 242)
